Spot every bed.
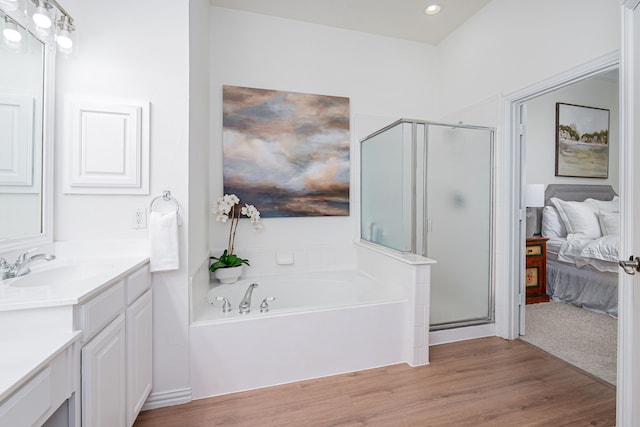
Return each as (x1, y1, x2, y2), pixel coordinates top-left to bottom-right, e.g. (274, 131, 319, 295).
(540, 184, 619, 317)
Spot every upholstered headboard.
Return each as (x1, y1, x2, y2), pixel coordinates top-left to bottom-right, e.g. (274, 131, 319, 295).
(530, 184, 617, 236)
(544, 184, 617, 206)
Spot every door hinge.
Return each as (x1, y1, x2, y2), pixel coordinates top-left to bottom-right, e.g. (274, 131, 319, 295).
(518, 123, 526, 135)
(518, 209, 524, 221)
(518, 293, 525, 306)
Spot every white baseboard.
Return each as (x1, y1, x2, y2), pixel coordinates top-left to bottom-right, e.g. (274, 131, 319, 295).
(141, 387, 192, 411)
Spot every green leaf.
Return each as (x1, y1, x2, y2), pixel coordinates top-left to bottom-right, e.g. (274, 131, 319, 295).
(209, 250, 250, 272)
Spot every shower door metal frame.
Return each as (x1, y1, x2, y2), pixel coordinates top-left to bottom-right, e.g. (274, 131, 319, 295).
(422, 121, 496, 330)
(360, 118, 496, 330)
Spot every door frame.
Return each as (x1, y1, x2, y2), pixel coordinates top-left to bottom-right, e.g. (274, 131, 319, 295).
(500, 50, 625, 413)
(619, 2, 639, 424)
(499, 51, 619, 340)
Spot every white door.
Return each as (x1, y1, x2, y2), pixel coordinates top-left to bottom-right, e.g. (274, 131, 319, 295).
(618, 2, 640, 425)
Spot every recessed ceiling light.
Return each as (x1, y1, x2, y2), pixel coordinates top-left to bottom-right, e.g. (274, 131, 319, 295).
(425, 4, 441, 15)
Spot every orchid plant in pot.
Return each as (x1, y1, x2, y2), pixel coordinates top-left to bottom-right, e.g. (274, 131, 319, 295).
(210, 194, 262, 283)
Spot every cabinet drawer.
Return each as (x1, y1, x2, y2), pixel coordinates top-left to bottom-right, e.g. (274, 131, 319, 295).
(126, 264, 151, 306)
(80, 281, 125, 342)
(526, 244, 543, 256)
(0, 367, 52, 426)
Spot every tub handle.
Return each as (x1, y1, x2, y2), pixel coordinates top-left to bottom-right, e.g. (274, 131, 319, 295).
(215, 296, 232, 313)
(260, 297, 276, 313)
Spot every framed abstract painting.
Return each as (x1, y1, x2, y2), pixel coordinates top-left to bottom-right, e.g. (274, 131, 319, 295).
(222, 85, 350, 217)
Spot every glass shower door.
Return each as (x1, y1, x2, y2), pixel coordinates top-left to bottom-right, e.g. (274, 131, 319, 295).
(425, 125, 493, 329)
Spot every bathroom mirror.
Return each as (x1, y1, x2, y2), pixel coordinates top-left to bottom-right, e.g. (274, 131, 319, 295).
(0, 7, 52, 252)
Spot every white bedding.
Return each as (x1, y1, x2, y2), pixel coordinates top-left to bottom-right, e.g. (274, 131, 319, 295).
(556, 234, 619, 273)
(540, 186, 619, 317)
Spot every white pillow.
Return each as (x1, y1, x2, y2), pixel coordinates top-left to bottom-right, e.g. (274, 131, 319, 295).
(550, 197, 602, 239)
(541, 206, 567, 238)
(598, 211, 620, 236)
(585, 196, 619, 213)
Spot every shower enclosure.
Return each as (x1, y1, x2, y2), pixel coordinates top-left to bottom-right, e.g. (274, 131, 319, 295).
(360, 119, 494, 330)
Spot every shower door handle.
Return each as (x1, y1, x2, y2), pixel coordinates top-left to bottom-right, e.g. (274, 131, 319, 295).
(619, 256, 640, 275)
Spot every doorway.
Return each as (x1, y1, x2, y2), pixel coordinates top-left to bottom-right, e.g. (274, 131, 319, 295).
(507, 55, 620, 385)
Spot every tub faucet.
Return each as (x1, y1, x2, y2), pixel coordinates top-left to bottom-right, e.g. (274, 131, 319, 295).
(1, 249, 56, 279)
(239, 283, 259, 314)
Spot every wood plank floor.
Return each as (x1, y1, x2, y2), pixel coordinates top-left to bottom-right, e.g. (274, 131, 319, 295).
(134, 337, 616, 427)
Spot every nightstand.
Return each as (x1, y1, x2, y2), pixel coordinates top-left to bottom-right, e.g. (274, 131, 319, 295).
(525, 237, 550, 304)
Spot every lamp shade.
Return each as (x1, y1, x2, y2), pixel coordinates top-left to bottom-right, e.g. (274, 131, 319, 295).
(525, 184, 545, 207)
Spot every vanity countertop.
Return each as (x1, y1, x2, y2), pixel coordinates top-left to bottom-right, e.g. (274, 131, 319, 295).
(0, 252, 150, 409)
(0, 330, 81, 402)
(0, 255, 149, 311)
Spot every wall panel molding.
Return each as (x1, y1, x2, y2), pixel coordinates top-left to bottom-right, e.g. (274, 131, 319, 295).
(0, 93, 34, 187)
(64, 96, 150, 194)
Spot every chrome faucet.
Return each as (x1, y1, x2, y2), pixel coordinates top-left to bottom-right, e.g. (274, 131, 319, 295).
(0, 249, 56, 279)
(239, 283, 258, 314)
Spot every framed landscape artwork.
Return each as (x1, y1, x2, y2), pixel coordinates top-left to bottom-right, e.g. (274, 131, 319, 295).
(222, 85, 350, 217)
(555, 103, 610, 178)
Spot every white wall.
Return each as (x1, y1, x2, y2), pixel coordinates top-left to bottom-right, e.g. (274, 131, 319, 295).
(209, 7, 441, 267)
(525, 76, 619, 190)
(189, 0, 210, 274)
(437, 0, 620, 117)
(55, 0, 192, 406)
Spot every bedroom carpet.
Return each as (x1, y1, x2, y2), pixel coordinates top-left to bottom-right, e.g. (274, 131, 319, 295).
(520, 300, 617, 385)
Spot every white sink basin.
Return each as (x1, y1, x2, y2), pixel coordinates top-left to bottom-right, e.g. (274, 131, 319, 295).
(8, 264, 115, 288)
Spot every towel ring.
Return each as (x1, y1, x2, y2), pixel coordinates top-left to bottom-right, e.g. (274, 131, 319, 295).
(150, 190, 180, 214)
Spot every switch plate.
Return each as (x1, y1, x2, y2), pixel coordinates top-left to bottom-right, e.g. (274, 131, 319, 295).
(133, 207, 147, 229)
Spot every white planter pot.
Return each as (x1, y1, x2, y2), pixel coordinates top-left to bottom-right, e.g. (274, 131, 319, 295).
(213, 265, 243, 284)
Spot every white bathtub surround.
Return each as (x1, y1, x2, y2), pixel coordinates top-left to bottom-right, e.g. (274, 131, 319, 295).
(190, 270, 407, 398)
(208, 244, 357, 279)
(200, 270, 405, 321)
(355, 242, 435, 366)
(189, 242, 434, 399)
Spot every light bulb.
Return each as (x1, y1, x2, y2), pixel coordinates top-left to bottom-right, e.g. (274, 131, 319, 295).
(3, 27, 22, 42)
(56, 29, 72, 49)
(425, 4, 441, 15)
(32, 5, 52, 29)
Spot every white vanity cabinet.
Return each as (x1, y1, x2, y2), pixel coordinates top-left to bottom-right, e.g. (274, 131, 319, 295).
(124, 268, 153, 427)
(0, 333, 79, 427)
(81, 313, 126, 426)
(77, 263, 152, 427)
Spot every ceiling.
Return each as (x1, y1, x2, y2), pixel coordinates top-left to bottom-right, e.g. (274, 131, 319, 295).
(208, 0, 492, 45)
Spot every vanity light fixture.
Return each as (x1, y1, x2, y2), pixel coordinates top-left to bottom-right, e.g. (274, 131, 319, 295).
(55, 13, 73, 50)
(17, 0, 77, 54)
(424, 4, 441, 15)
(31, 0, 52, 29)
(3, 16, 22, 42)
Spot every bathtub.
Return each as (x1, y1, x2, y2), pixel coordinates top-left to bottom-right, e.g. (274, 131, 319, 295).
(189, 270, 409, 399)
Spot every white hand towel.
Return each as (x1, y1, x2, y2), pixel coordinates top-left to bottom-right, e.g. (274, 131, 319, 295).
(149, 210, 179, 272)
